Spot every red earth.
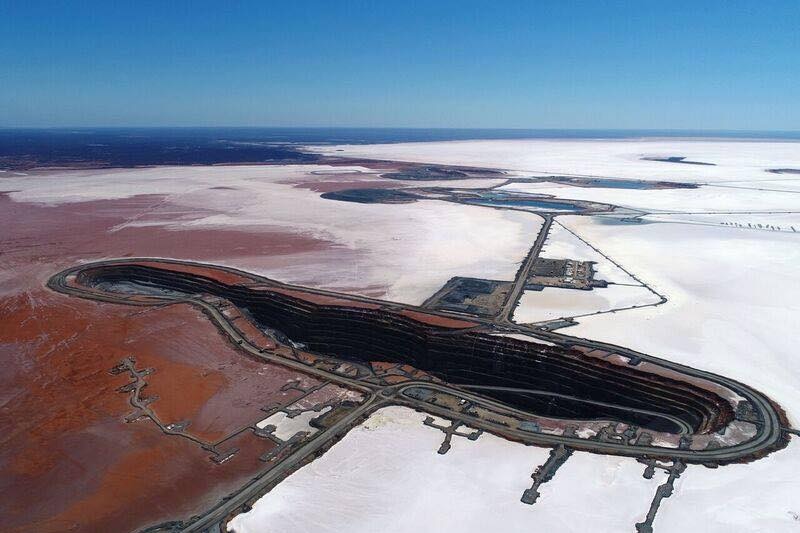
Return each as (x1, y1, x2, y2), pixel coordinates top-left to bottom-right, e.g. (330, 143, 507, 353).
(0, 188, 358, 532)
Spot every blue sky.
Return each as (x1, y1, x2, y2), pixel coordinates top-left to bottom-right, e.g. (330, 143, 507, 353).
(1, 1, 798, 129)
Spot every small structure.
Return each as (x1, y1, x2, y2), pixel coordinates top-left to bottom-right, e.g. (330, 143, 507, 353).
(525, 258, 608, 291)
(520, 445, 573, 505)
(423, 416, 482, 454)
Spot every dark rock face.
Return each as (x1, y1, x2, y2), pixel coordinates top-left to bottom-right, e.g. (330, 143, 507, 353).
(79, 264, 735, 435)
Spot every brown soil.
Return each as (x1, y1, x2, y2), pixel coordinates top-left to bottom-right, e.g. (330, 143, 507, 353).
(0, 163, 478, 531)
(134, 260, 254, 285)
(0, 287, 324, 532)
(398, 309, 479, 329)
(0, 192, 337, 294)
(267, 286, 382, 309)
(0, 191, 344, 532)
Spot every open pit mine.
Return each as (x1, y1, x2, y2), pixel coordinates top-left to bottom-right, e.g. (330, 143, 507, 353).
(51, 259, 787, 463)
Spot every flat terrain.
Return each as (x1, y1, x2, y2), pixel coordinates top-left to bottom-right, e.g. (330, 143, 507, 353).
(2, 137, 799, 533)
(0, 187, 352, 531)
(290, 138, 800, 532)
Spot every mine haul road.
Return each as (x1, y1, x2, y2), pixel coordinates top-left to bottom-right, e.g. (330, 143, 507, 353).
(48, 259, 784, 466)
(47, 207, 786, 533)
(48, 258, 786, 533)
(497, 213, 554, 322)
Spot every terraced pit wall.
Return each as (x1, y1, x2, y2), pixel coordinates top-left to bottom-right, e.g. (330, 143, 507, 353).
(78, 265, 734, 435)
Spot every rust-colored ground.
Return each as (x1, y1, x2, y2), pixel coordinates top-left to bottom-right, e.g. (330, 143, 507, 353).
(398, 308, 478, 328)
(0, 192, 335, 295)
(0, 159, 495, 531)
(267, 286, 382, 308)
(0, 291, 295, 532)
(0, 188, 347, 532)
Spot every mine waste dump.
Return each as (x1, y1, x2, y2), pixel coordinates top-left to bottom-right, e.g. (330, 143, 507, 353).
(79, 264, 734, 435)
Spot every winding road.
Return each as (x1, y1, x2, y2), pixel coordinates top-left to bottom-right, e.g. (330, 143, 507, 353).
(46, 204, 789, 533)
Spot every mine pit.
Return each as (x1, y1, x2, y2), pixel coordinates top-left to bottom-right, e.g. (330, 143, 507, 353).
(74, 263, 735, 436)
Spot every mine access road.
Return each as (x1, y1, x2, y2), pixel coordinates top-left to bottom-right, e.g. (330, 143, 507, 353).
(47, 209, 789, 533)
